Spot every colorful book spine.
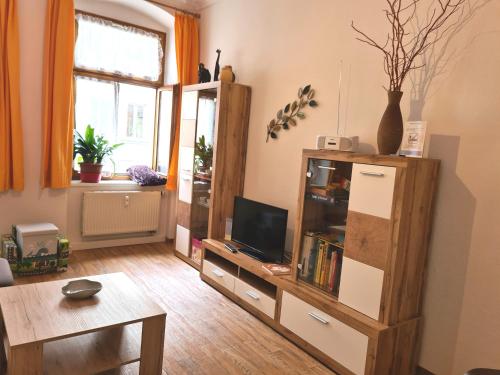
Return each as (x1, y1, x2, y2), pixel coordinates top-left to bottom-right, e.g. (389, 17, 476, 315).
(320, 245, 331, 288)
(314, 240, 325, 285)
(328, 251, 338, 292)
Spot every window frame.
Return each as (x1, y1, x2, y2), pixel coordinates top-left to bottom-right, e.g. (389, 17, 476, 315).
(73, 10, 172, 178)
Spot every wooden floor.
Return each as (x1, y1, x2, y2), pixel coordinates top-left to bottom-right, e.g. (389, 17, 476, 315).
(15, 242, 334, 375)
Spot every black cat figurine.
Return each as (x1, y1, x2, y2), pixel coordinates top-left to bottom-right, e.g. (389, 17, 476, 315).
(214, 49, 221, 81)
(198, 63, 211, 83)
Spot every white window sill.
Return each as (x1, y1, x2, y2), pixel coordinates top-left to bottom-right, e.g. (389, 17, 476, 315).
(70, 180, 167, 190)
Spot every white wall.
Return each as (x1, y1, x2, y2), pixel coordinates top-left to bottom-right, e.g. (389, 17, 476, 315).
(199, 1, 500, 374)
(0, 0, 176, 247)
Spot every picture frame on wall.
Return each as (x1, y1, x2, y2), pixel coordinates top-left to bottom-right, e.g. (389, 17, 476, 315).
(400, 121, 427, 158)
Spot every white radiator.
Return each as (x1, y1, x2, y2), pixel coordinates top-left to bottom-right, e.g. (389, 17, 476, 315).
(82, 191, 161, 237)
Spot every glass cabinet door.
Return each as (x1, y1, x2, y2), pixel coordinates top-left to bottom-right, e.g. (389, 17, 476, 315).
(297, 158, 353, 297)
(190, 89, 217, 263)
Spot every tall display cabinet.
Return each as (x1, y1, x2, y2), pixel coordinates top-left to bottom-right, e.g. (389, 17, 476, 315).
(174, 82, 251, 269)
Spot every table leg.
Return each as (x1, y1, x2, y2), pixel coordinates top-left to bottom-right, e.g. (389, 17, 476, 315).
(139, 314, 166, 375)
(8, 343, 43, 375)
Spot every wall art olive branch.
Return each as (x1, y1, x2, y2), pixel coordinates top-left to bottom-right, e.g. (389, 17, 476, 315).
(266, 84, 318, 142)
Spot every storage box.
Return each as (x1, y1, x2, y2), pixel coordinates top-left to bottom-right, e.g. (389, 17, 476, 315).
(191, 238, 203, 265)
(16, 223, 58, 258)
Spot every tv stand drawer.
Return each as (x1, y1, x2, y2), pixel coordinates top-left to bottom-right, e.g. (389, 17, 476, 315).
(202, 260, 236, 292)
(280, 291, 368, 375)
(234, 278, 276, 319)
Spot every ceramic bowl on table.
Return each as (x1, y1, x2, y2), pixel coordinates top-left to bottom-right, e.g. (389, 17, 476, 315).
(62, 279, 102, 299)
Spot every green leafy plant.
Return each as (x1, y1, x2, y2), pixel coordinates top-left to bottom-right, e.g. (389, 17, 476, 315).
(266, 84, 318, 142)
(74, 125, 123, 164)
(194, 135, 213, 173)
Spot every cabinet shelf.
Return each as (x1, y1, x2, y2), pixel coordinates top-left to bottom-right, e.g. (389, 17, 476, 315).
(44, 323, 141, 375)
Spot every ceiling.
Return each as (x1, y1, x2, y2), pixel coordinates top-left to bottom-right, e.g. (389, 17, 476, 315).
(152, 0, 217, 12)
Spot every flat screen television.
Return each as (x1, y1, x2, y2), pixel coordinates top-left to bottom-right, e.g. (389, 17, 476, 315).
(231, 196, 288, 263)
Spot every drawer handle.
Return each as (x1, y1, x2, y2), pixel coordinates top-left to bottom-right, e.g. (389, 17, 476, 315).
(181, 176, 192, 181)
(245, 290, 260, 300)
(181, 168, 192, 173)
(317, 166, 336, 171)
(360, 170, 385, 177)
(308, 312, 330, 325)
(212, 269, 224, 278)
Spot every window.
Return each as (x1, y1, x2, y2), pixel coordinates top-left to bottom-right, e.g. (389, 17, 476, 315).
(74, 11, 175, 176)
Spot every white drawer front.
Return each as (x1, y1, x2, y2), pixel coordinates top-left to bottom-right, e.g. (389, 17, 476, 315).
(175, 225, 190, 257)
(179, 146, 194, 175)
(234, 279, 276, 319)
(280, 291, 368, 375)
(348, 163, 396, 219)
(202, 260, 235, 293)
(338, 257, 384, 320)
(178, 173, 192, 204)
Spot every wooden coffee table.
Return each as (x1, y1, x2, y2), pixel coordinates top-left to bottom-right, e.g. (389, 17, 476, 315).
(0, 272, 166, 375)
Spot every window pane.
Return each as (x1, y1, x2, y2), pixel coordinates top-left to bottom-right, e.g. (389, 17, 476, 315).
(156, 90, 173, 174)
(75, 13, 163, 82)
(75, 76, 157, 174)
(114, 83, 157, 173)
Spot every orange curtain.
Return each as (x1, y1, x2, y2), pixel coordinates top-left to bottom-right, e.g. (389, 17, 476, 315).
(41, 0, 75, 189)
(166, 13, 199, 191)
(0, 0, 23, 192)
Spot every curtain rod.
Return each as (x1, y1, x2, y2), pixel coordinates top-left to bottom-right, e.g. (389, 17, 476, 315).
(145, 0, 201, 19)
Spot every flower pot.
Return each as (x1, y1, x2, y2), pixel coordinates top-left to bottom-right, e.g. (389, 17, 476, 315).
(79, 163, 103, 183)
(377, 91, 404, 155)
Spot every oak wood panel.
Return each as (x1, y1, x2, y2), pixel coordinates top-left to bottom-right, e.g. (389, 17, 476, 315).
(14, 242, 333, 375)
(8, 342, 43, 375)
(174, 250, 200, 271)
(43, 323, 142, 375)
(176, 201, 191, 229)
(140, 315, 166, 374)
(382, 159, 440, 324)
(208, 83, 251, 240)
(344, 211, 390, 270)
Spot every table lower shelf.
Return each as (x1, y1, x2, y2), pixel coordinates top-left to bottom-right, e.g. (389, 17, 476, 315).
(43, 322, 142, 375)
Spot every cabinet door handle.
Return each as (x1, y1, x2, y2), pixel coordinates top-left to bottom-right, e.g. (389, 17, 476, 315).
(318, 166, 336, 171)
(308, 312, 330, 324)
(212, 269, 224, 278)
(360, 170, 385, 177)
(245, 290, 260, 300)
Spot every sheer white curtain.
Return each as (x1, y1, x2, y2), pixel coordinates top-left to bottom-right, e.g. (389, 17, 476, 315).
(75, 13, 163, 82)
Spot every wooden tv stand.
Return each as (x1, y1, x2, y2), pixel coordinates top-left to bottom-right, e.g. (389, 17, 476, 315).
(201, 239, 418, 375)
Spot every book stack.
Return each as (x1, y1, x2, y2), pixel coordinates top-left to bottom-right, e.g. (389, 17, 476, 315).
(299, 232, 343, 296)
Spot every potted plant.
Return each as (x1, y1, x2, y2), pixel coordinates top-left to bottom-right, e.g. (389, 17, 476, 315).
(74, 125, 122, 183)
(194, 135, 213, 175)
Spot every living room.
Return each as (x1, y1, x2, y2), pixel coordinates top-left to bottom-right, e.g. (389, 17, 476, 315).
(0, 0, 498, 374)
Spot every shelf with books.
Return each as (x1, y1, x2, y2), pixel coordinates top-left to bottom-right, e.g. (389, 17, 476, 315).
(297, 233, 344, 298)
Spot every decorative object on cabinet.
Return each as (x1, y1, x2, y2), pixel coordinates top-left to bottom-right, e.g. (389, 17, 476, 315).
(74, 125, 123, 183)
(213, 49, 221, 81)
(198, 63, 211, 83)
(266, 84, 318, 142)
(199, 150, 439, 375)
(220, 65, 236, 83)
(175, 81, 251, 270)
(351, 0, 468, 154)
(377, 90, 404, 155)
(400, 121, 427, 158)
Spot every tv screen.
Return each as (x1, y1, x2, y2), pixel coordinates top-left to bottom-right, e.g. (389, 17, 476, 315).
(231, 197, 288, 263)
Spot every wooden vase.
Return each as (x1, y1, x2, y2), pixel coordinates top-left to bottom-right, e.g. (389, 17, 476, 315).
(377, 90, 404, 155)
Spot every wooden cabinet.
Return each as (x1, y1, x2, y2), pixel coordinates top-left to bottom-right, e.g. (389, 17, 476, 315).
(198, 150, 439, 375)
(174, 82, 251, 268)
(292, 150, 439, 325)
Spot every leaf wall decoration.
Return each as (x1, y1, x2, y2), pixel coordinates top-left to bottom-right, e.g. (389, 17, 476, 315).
(266, 84, 319, 142)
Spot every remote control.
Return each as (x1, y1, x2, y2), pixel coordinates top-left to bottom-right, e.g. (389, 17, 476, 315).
(224, 243, 238, 253)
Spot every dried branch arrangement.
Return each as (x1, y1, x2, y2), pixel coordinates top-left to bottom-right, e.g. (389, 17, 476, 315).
(266, 85, 318, 142)
(352, 0, 467, 92)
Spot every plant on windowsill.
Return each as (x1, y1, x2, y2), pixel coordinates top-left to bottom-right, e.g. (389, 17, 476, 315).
(194, 135, 213, 176)
(74, 125, 123, 183)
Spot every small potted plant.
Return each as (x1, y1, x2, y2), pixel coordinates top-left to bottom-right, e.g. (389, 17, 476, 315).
(74, 125, 122, 183)
(194, 135, 213, 175)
